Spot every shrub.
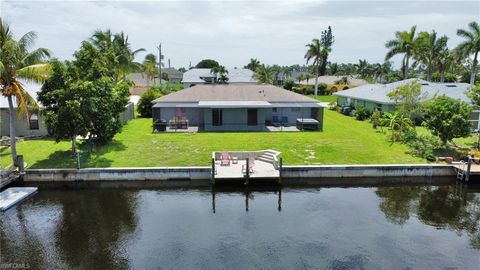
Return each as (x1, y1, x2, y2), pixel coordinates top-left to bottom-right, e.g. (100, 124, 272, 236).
(137, 89, 162, 117)
(283, 79, 295, 90)
(370, 109, 381, 129)
(355, 106, 368, 121)
(317, 83, 328, 95)
(405, 133, 441, 160)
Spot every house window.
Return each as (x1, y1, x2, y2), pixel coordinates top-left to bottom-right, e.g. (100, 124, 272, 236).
(212, 109, 223, 126)
(291, 108, 301, 112)
(375, 104, 383, 112)
(29, 114, 39, 130)
(272, 108, 277, 113)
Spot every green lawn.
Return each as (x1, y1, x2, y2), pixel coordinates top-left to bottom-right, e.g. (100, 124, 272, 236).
(0, 109, 426, 169)
(310, 95, 337, 103)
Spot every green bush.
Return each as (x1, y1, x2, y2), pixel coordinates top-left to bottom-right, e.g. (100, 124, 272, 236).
(283, 79, 295, 90)
(292, 85, 314, 95)
(317, 83, 328, 95)
(405, 133, 441, 160)
(355, 106, 368, 121)
(370, 109, 381, 129)
(137, 89, 162, 117)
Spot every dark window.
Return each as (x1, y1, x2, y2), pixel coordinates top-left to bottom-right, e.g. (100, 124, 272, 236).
(272, 108, 277, 113)
(212, 109, 222, 126)
(247, 109, 257, 126)
(29, 114, 39, 130)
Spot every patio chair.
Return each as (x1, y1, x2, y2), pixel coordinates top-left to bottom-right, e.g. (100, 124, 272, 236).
(282, 116, 289, 127)
(272, 115, 281, 127)
(220, 151, 231, 166)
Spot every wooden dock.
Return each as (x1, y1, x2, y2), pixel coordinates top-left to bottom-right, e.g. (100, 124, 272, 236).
(452, 159, 480, 182)
(211, 150, 282, 185)
(0, 169, 21, 189)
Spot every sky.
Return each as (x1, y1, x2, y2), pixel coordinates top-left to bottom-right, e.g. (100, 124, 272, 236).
(1, 0, 479, 69)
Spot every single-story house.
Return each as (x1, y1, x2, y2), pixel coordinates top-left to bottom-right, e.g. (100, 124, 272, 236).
(333, 78, 480, 129)
(1, 80, 135, 138)
(1, 80, 48, 137)
(128, 72, 168, 96)
(182, 68, 256, 88)
(152, 84, 324, 132)
(299, 75, 368, 93)
(163, 68, 183, 83)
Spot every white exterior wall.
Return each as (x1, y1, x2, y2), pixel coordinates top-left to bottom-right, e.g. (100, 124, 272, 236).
(0, 109, 49, 137)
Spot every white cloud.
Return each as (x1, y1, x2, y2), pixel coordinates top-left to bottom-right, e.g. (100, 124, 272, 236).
(1, 0, 478, 68)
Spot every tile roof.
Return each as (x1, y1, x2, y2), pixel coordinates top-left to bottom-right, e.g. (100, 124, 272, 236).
(153, 84, 318, 103)
(333, 79, 473, 104)
(182, 68, 256, 83)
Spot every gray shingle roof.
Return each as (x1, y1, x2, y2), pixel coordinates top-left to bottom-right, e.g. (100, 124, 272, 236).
(182, 68, 256, 83)
(333, 79, 473, 104)
(153, 84, 318, 103)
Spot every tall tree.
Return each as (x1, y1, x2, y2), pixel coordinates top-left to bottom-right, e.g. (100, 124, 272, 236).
(244, 58, 260, 71)
(0, 19, 50, 166)
(211, 65, 229, 84)
(305, 38, 329, 97)
(415, 30, 448, 81)
(195, 59, 219, 69)
(113, 32, 145, 81)
(253, 64, 276, 84)
(39, 42, 130, 156)
(437, 49, 455, 83)
(385, 25, 418, 80)
(143, 53, 158, 84)
(90, 29, 144, 82)
(319, 26, 334, 76)
(456, 21, 480, 84)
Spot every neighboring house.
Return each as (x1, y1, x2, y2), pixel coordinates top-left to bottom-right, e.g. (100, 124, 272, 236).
(276, 70, 310, 85)
(0, 80, 48, 137)
(333, 79, 479, 128)
(152, 84, 324, 132)
(299, 75, 368, 93)
(163, 68, 183, 83)
(1, 80, 135, 138)
(128, 72, 168, 96)
(182, 68, 256, 88)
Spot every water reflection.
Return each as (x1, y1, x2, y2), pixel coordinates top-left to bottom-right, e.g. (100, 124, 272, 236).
(0, 190, 138, 269)
(211, 187, 282, 213)
(376, 183, 480, 249)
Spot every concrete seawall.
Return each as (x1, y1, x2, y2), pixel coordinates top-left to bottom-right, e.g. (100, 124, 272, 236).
(22, 164, 457, 187)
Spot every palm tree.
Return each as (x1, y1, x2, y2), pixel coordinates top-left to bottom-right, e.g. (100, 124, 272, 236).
(113, 32, 145, 81)
(211, 65, 229, 83)
(90, 29, 145, 82)
(254, 64, 276, 84)
(437, 49, 455, 83)
(143, 53, 158, 84)
(385, 26, 418, 80)
(305, 38, 329, 97)
(415, 30, 448, 81)
(456, 21, 480, 84)
(0, 19, 50, 166)
(244, 58, 261, 71)
(296, 73, 305, 84)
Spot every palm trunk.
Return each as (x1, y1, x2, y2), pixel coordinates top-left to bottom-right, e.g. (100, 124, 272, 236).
(71, 135, 77, 157)
(404, 55, 409, 80)
(427, 62, 432, 81)
(7, 96, 18, 166)
(471, 50, 478, 85)
(314, 66, 319, 97)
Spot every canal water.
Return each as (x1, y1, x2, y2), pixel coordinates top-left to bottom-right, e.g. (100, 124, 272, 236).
(1, 184, 479, 269)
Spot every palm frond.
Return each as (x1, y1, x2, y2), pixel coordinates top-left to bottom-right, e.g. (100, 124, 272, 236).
(17, 63, 52, 82)
(457, 29, 474, 40)
(21, 48, 51, 67)
(18, 31, 37, 52)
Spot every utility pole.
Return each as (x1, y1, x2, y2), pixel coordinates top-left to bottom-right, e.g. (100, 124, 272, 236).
(168, 58, 171, 84)
(157, 43, 162, 84)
